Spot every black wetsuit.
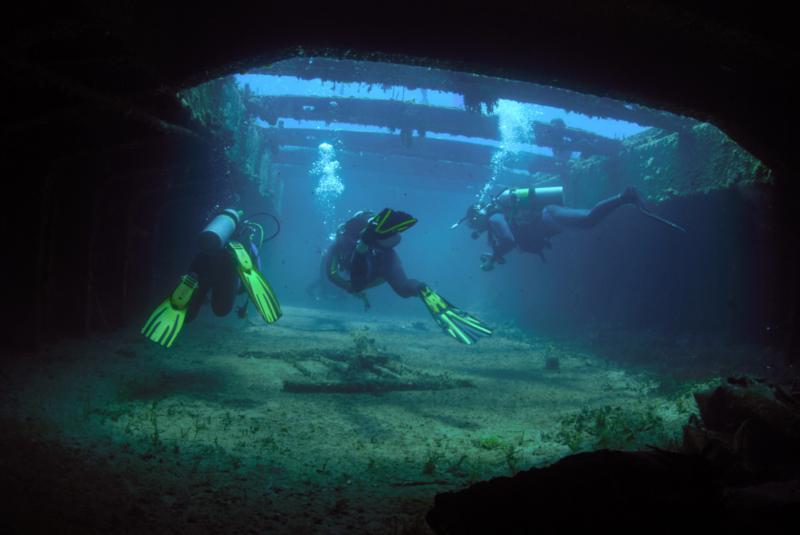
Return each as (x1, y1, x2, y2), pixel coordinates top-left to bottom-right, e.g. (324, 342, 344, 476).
(323, 212, 424, 298)
(186, 236, 260, 321)
(486, 189, 633, 263)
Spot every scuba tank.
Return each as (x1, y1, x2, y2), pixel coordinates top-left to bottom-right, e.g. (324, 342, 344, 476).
(198, 208, 242, 254)
(530, 186, 564, 209)
(501, 186, 564, 226)
(507, 186, 565, 209)
(507, 186, 564, 208)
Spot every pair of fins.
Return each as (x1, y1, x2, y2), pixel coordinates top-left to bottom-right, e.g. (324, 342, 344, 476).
(141, 241, 281, 348)
(419, 286, 493, 345)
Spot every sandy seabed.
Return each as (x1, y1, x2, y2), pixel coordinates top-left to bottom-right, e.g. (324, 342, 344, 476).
(1, 306, 711, 534)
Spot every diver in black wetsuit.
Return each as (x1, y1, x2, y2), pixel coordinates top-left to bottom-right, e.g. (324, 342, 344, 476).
(323, 210, 424, 301)
(321, 208, 494, 345)
(186, 221, 263, 321)
(456, 185, 684, 271)
(141, 208, 282, 348)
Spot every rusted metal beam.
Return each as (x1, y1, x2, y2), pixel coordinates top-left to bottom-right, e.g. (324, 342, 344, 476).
(532, 120, 624, 158)
(245, 95, 499, 139)
(253, 57, 694, 132)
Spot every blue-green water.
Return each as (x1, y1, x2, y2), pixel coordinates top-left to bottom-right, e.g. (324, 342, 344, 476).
(2, 58, 784, 534)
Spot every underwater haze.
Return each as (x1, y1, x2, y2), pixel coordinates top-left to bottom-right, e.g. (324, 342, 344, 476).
(3, 57, 787, 534)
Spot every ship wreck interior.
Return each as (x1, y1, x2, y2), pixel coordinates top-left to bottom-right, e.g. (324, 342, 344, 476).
(2, 2, 799, 533)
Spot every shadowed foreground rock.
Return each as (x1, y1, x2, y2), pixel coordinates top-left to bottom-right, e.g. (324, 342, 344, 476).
(686, 376, 800, 482)
(427, 449, 723, 533)
(427, 377, 800, 534)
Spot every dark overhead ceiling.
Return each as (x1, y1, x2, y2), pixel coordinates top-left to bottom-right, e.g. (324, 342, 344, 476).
(1, 1, 795, 178)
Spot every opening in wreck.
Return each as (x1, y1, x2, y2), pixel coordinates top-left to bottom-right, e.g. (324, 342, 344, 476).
(5, 45, 792, 534)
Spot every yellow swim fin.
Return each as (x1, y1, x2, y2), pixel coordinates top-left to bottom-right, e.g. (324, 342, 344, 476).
(419, 286, 493, 345)
(141, 274, 198, 348)
(228, 241, 282, 324)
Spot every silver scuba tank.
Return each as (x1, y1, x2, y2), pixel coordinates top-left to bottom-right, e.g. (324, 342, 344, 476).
(198, 208, 241, 254)
(531, 186, 564, 209)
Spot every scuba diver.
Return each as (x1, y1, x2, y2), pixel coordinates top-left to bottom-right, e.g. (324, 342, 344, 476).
(453, 185, 685, 271)
(323, 208, 493, 345)
(305, 249, 357, 308)
(141, 208, 282, 348)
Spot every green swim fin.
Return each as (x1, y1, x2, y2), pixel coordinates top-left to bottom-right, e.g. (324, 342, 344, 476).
(228, 241, 282, 324)
(370, 208, 417, 237)
(419, 286, 493, 345)
(141, 274, 198, 348)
